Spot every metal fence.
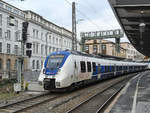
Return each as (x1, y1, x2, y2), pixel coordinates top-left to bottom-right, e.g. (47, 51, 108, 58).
(0, 70, 17, 80)
(0, 70, 40, 82)
(23, 70, 41, 82)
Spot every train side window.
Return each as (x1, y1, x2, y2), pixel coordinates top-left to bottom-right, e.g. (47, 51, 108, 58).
(80, 61, 86, 73)
(87, 62, 91, 72)
(112, 66, 114, 71)
(92, 62, 96, 73)
(98, 64, 101, 73)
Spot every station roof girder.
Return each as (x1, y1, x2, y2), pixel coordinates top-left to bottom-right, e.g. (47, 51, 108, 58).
(108, 0, 150, 56)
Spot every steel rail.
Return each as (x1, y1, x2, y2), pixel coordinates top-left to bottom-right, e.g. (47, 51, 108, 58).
(95, 85, 125, 113)
(0, 92, 63, 113)
(0, 92, 50, 109)
(65, 74, 135, 113)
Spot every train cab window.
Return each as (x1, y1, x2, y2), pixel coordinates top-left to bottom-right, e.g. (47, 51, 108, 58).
(92, 62, 96, 73)
(98, 64, 101, 73)
(87, 62, 91, 72)
(80, 61, 86, 73)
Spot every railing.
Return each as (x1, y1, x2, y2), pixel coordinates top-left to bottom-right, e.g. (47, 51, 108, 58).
(0, 70, 17, 80)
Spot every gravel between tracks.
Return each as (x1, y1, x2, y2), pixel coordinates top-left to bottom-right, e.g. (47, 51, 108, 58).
(25, 73, 136, 113)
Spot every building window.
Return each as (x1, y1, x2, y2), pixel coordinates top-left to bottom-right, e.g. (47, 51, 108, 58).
(0, 59, 2, 70)
(32, 60, 35, 69)
(36, 30, 38, 38)
(45, 45, 47, 55)
(85, 45, 89, 52)
(53, 47, 55, 52)
(49, 35, 51, 43)
(56, 38, 58, 45)
(14, 60, 17, 70)
(53, 37, 55, 44)
(0, 14, 2, 26)
(15, 31, 19, 41)
(7, 44, 11, 54)
(6, 30, 11, 40)
(102, 45, 106, 54)
(14, 45, 18, 55)
(6, 59, 11, 71)
(36, 60, 39, 69)
(41, 33, 43, 40)
(7, 17, 11, 27)
(0, 28, 2, 38)
(0, 42, 2, 53)
(36, 43, 39, 54)
(33, 43, 35, 54)
(6, 5, 12, 12)
(64, 40, 66, 46)
(21, 12, 25, 18)
(33, 29, 36, 38)
(15, 20, 18, 29)
(49, 46, 51, 53)
(59, 39, 61, 45)
(0, 3, 4, 8)
(14, 9, 19, 15)
(41, 44, 44, 55)
(93, 45, 97, 53)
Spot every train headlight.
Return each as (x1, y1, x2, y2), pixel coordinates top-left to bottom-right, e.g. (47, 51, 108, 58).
(56, 82, 60, 87)
(58, 69, 61, 72)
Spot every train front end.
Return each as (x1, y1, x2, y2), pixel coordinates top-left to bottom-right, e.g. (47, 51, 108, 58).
(41, 51, 70, 90)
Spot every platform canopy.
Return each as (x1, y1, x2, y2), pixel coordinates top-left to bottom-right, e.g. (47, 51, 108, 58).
(108, 0, 150, 57)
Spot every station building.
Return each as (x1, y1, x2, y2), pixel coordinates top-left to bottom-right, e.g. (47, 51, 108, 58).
(120, 42, 145, 61)
(0, 0, 73, 79)
(84, 39, 144, 60)
(85, 39, 126, 58)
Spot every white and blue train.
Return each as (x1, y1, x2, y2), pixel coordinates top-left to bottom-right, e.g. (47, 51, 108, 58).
(38, 50, 148, 90)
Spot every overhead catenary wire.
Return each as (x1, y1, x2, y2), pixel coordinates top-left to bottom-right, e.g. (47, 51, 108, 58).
(64, 0, 102, 31)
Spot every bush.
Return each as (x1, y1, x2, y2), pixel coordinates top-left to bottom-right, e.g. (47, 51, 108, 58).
(0, 79, 17, 87)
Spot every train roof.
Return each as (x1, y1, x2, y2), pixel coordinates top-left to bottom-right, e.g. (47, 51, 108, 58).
(64, 50, 146, 64)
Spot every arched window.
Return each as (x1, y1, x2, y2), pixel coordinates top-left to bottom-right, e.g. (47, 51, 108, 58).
(6, 59, 11, 70)
(14, 59, 17, 70)
(0, 59, 2, 70)
(36, 60, 39, 69)
(32, 60, 35, 69)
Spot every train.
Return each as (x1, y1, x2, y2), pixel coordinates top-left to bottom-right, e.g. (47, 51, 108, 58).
(38, 50, 148, 91)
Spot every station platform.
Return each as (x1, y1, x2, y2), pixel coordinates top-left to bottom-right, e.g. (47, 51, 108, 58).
(107, 71, 150, 113)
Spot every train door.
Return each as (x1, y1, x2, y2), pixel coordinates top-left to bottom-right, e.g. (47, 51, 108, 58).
(114, 64, 116, 76)
(73, 61, 78, 82)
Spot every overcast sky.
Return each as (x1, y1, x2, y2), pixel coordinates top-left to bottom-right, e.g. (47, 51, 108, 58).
(5, 0, 129, 42)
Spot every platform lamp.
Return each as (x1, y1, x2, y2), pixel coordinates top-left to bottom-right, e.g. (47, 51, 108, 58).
(139, 10, 146, 50)
(139, 22, 146, 50)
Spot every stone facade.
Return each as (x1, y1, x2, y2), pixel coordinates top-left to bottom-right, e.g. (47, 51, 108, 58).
(0, 53, 28, 79)
(85, 39, 126, 58)
(120, 42, 145, 60)
(0, 0, 74, 79)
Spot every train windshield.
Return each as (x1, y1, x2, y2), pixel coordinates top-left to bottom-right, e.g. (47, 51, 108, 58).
(46, 55, 64, 70)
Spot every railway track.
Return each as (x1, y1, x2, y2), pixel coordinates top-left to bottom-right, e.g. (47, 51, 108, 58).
(0, 73, 138, 113)
(0, 92, 62, 113)
(65, 77, 129, 113)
